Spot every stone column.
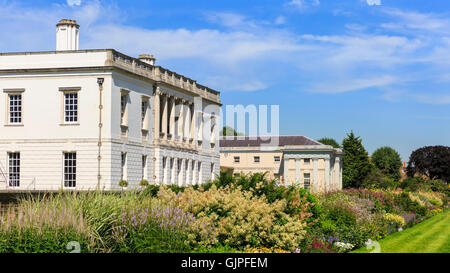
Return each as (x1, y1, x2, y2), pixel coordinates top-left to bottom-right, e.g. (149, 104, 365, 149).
(313, 158, 318, 193)
(283, 156, 289, 186)
(295, 158, 300, 185)
(189, 103, 195, 142)
(183, 102, 189, 142)
(325, 158, 330, 192)
(192, 160, 196, 185)
(169, 96, 175, 139)
(154, 89, 161, 140)
(198, 112, 203, 145)
(172, 158, 178, 185)
(179, 159, 185, 187)
(335, 157, 341, 191)
(186, 159, 191, 186)
(161, 94, 168, 138)
(167, 157, 172, 185)
(177, 99, 184, 141)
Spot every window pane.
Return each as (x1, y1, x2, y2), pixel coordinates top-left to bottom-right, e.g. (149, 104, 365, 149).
(64, 93, 78, 123)
(9, 95, 22, 124)
(8, 153, 20, 187)
(63, 152, 76, 188)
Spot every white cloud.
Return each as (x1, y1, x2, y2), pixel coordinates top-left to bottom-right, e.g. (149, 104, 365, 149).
(205, 12, 250, 28)
(67, 0, 82, 7)
(310, 76, 397, 94)
(413, 94, 450, 105)
(274, 16, 286, 25)
(286, 0, 320, 11)
(366, 0, 381, 6)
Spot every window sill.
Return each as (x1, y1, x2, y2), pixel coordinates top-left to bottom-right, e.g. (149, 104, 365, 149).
(60, 123, 80, 126)
(4, 124, 24, 127)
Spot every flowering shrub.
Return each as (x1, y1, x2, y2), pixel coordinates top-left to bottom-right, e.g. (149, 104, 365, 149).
(334, 242, 355, 252)
(111, 204, 215, 253)
(205, 172, 322, 222)
(244, 246, 290, 253)
(157, 185, 306, 250)
(383, 213, 406, 229)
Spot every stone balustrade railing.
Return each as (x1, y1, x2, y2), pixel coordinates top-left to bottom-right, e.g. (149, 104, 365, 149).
(110, 50, 221, 104)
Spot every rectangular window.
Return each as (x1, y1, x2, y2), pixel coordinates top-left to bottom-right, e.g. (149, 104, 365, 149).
(304, 173, 311, 189)
(254, 156, 260, 163)
(8, 94, 22, 124)
(234, 156, 240, 163)
(304, 158, 311, 164)
(274, 156, 281, 162)
(64, 93, 78, 123)
(64, 152, 76, 188)
(8, 152, 20, 188)
(121, 153, 127, 180)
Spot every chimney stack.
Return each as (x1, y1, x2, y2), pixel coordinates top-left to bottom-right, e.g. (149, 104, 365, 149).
(138, 54, 156, 66)
(56, 19, 79, 51)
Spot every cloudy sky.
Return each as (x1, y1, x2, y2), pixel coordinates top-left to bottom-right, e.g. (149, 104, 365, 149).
(0, 0, 449, 161)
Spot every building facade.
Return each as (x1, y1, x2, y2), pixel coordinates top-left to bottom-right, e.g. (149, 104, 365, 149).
(0, 19, 221, 191)
(220, 136, 343, 193)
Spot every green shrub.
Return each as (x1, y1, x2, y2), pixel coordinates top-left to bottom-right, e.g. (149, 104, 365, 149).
(139, 179, 149, 187)
(119, 180, 128, 188)
(400, 177, 449, 196)
(0, 228, 91, 253)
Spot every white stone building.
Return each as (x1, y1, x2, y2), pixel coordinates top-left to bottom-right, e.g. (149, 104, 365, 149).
(220, 136, 343, 193)
(0, 19, 221, 191)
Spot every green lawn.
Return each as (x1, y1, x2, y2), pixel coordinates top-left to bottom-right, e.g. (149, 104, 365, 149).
(353, 211, 450, 253)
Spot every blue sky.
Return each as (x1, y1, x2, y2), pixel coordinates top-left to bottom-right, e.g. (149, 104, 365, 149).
(0, 0, 449, 161)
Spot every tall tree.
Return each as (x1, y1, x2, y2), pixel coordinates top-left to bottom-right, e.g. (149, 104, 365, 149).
(407, 146, 450, 182)
(372, 146, 402, 181)
(318, 137, 341, 149)
(342, 131, 372, 188)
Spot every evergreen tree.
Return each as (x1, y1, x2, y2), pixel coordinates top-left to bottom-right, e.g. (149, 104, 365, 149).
(342, 131, 372, 188)
(372, 146, 402, 181)
(318, 137, 341, 149)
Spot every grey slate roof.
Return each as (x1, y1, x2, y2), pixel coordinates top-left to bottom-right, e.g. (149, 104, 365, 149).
(219, 136, 322, 147)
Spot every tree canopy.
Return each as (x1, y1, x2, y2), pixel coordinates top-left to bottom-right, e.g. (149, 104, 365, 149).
(342, 131, 372, 188)
(407, 146, 450, 182)
(371, 146, 402, 181)
(220, 126, 244, 136)
(317, 137, 341, 149)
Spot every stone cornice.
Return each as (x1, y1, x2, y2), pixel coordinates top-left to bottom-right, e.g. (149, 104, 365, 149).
(0, 49, 221, 105)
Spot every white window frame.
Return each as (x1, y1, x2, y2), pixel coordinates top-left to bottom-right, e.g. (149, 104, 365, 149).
(234, 156, 240, 163)
(254, 156, 260, 163)
(8, 152, 20, 188)
(303, 173, 311, 189)
(4, 89, 25, 126)
(63, 152, 77, 188)
(59, 87, 81, 125)
(274, 156, 281, 162)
